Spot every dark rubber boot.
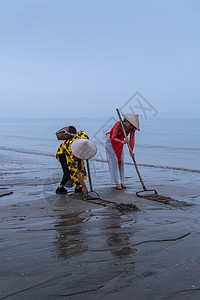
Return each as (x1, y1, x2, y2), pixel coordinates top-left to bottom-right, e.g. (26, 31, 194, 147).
(75, 186, 82, 193)
(56, 187, 67, 195)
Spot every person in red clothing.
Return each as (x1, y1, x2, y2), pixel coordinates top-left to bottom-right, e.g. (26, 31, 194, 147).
(105, 114, 140, 190)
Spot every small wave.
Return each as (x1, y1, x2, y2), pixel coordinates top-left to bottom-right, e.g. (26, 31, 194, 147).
(93, 159, 200, 174)
(1, 146, 199, 174)
(0, 146, 54, 157)
(136, 163, 200, 173)
(137, 144, 200, 151)
(1, 135, 54, 142)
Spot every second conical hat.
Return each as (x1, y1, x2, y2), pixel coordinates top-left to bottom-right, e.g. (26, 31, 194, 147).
(71, 138, 97, 160)
(122, 114, 140, 131)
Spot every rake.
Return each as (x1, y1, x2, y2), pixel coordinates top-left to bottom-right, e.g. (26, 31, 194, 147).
(85, 159, 101, 199)
(116, 108, 157, 197)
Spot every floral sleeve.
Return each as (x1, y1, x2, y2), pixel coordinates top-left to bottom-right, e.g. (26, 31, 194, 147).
(78, 130, 89, 139)
(68, 135, 88, 184)
(69, 154, 87, 183)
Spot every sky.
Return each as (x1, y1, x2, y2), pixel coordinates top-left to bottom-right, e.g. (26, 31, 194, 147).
(0, 0, 200, 118)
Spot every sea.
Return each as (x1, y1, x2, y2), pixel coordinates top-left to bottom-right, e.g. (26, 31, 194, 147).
(0, 117, 200, 204)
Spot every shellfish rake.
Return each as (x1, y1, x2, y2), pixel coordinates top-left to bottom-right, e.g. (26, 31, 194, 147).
(85, 159, 101, 200)
(116, 108, 157, 198)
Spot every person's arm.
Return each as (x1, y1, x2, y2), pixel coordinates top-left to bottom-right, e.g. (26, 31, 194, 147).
(76, 172, 88, 198)
(129, 130, 135, 150)
(78, 130, 89, 139)
(128, 130, 135, 158)
(111, 122, 125, 144)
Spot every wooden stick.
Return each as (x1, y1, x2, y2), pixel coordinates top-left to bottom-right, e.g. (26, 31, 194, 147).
(86, 159, 93, 192)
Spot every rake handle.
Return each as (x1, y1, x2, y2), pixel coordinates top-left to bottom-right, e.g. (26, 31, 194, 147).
(116, 108, 147, 191)
(86, 159, 93, 192)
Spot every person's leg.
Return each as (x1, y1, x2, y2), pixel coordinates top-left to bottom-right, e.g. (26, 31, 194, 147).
(56, 154, 70, 194)
(119, 151, 126, 188)
(105, 135, 122, 189)
(59, 154, 71, 186)
(74, 159, 83, 193)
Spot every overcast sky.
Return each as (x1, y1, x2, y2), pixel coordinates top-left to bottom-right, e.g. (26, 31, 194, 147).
(1, 0, 200, 118)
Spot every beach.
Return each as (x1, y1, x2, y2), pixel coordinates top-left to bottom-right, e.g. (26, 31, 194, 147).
(1, 0, 200, 297)
(1, 118, 200, 299)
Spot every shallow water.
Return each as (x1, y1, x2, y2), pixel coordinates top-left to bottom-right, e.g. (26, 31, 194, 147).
(1, 118, 200, 299)
(0, 117, 199, 207)
(0, 117, 200, 169)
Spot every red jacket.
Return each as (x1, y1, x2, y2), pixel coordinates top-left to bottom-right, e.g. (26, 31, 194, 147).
(106, 121, 135, 168)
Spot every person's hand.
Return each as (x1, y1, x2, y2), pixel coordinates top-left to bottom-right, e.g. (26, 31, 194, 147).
(129, 151, 135, 158)
(82, 186, 88, 198)
(76, 172, 88, 198)
(122, 137, 129, 144)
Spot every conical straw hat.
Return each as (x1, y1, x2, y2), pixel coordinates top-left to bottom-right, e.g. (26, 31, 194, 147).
(122, 114, 140, 131)
(71, 139, 97, 160)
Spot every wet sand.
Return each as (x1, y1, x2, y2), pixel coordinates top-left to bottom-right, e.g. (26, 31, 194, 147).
(1, 150, 200, 299)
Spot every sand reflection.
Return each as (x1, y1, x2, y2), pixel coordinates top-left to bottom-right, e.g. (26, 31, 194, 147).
(53, 212, 88, 258)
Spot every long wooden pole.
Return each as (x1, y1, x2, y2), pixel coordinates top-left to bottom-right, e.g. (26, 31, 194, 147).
(116, 108, 147, 191)
(86, 159, 93, 192)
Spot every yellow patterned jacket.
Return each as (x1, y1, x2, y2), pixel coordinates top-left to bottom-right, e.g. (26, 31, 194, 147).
(56, 131, 89, 186)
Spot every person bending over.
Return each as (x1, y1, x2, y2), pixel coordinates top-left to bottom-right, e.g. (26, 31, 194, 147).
(56, 126, 89, 198)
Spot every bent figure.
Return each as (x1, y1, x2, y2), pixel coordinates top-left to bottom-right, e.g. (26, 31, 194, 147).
(105, 114, 140, 190)
(56, 126, 89, 198)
